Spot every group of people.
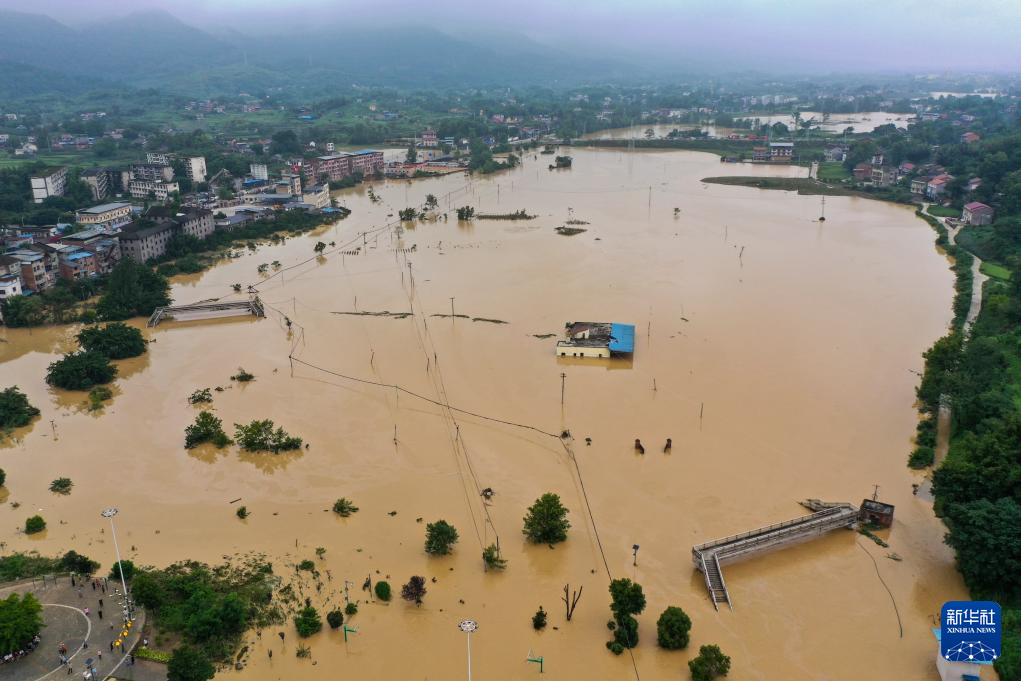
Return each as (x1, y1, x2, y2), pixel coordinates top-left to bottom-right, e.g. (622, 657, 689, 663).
(1, 635, 41, 664)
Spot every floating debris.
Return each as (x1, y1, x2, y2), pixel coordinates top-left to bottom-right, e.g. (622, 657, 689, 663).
(472, 317, 508, 324)
(556, 226, 587, 236)
(334, 311, 413, 319)
(532, 333, 556, 339)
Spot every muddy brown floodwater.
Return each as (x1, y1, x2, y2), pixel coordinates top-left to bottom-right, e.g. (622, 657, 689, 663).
(0, 148, 966, 680)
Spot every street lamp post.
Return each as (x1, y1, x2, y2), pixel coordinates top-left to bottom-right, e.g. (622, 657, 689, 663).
(458, 619, 478, 681)
(101, 508, 130, 619)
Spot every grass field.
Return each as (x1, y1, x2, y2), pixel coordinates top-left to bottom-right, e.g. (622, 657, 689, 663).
(816, 162, 850, 181)
(927, 204, 961, 218)
(980, 261, 1011, 281)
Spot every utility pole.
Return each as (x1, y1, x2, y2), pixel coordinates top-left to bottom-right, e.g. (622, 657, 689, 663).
(101, 508, 131, 620)
(450, 297, 455, 321)
(560, 373, 566, 406)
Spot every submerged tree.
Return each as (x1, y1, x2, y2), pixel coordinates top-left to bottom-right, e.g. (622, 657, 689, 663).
(401, 576, 427, 605)
(482, 544, 507, 570)
(46, 351, 116, 391)
(656, 606, 692, 650)
(424, 520, 459, 555)
(522, 493, 570, 544)
(0, 387, 40, 430)
(185, 412, 232, 449)
(77, 322, 146, 359)
(688, 644, 731, 681)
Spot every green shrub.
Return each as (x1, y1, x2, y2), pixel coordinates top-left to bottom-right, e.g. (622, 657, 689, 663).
(87, 385, 113, 411)
(185, 412, 232, 449)
(344, 602, 358, 616)
(332, 498, 359, 517)
(294, 605, 322, 637)
(326, 610, 343, 629)
(185, 412, 231, 448)
(606, 641, 624, 655)
(908, 445, 935, 468)
(424, 520, 459, 555)
(49, 478, 73, 495)
(297, 560, 315, 572)
(236, 506, 249, 519)
(167, 646, 214, 681)
(0, 469, 5, 487)
(532, 606, 547, 630)
(77, 322, 146, 359)
(688, 644, 731, 681)
(374, 581, 391, 601)
(46, 351, 117, 390)
(230, 367, 255, 382)
(482, 543, 507, 570)
(134, 646, 173, 663)
(0, 386, 40, 429)
(24, 516, 46, 534)
(522, 493, 570, 544)
(233, 420, 302, 453)
(188, 389, 213, 405)
(656, 606, 692, 650)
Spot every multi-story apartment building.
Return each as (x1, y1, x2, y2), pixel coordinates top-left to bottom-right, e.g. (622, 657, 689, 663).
(350, 150, 384, 176)
(250, 163, 269, 181)
(0, 272, 22, 321)
(75, 202, 134, 230)
(80, 168, 110, 201)
(119, 220, 177, 262)
(131, 163, 174, 183)
(185, 156, 207, 183)
(30, 167, 68, 203)
(175, 208, 215, 240)
(8, 249, 54, 291)
(303, 154, 353, 183)
(129, 179, 181, 201)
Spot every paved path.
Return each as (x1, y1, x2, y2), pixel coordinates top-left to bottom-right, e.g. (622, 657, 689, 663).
(0, 576, 157, 681)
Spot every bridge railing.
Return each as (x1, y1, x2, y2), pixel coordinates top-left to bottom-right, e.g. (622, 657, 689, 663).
(693, 505, 856, 554)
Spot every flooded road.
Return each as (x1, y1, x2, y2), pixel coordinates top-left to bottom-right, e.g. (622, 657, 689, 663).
(0, 148, 964, 679)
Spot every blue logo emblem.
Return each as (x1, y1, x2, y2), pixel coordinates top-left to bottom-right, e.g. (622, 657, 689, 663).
(941, 601, 1000, 663)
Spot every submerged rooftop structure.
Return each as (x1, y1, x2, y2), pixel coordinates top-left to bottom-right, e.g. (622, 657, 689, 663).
(556, 321, 635, 358)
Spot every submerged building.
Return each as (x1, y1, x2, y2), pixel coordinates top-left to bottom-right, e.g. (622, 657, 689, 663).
(556, 321, 635, 358)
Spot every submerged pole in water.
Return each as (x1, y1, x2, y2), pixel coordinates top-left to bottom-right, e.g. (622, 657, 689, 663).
(560, 373, 566, 406)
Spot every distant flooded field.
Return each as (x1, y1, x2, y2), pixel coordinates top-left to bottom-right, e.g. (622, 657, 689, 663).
(0, 147, 963, 679)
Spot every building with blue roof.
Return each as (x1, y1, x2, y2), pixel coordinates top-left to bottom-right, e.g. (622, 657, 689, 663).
(556, 321, 636, 359)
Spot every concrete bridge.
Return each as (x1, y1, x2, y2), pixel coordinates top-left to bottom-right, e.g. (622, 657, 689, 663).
(147, 296, 265, 327)
(692, 500, 860, 610)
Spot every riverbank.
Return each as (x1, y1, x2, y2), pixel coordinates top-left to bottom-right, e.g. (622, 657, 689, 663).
(699, 176, 875, 198)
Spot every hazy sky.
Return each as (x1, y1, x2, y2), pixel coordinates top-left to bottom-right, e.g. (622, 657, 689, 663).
(2, 0, 1020, 72)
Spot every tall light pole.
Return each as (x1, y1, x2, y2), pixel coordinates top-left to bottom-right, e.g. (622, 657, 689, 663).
(101, 508, 130, 620)
(458, 619, 478, 681)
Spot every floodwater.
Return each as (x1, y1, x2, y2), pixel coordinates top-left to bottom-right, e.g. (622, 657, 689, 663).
(0, 147, 966, 680)
(583, 112, 910, 141)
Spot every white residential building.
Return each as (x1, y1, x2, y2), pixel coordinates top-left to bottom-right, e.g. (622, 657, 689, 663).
(185, 156, 207, 183)
(75, 202, 134, 229)
(250, 163, 269, 181)
(30, 167, 68, 203)
(129, 179, 180, 201)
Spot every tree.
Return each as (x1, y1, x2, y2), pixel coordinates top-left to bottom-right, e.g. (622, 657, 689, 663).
(110, 559, 136, 581)
(944, 498, 1021, 602)
(608, 578, 646, 649)
(96, 258, 171, 320)
(0, 470, 4, 487)
(233, 420, 302, 452)
(656, 606, 692, 650)
(688, 644, 731, 681)
(270, 130, 301, 156)
(24, 516, 45, 534)
(532, 606, 547, 630)
(45, 351, 117, 390)
(61, 551, 99, 575)
(406, 145, 418, 163)
(327, 610, 343, 629)
(401, 576, 427, 605)
(0, 386, 40, 429)
(1, 295, 46, 327)
(522, 493, 571, 544)
(425, 194, 438, 210)
(77, 322, 146, 359)
(424, 520, 459, 555)
(374, 581, 391, 601)
(332, 498, 359, 517)
(314, 241, 327, 253)
(185, 412, 232, 449)
(482, 544, 507, 570)
(167, 646, 215, 681)
(0, 593, 43, 655)
(294, 605, 322, 637)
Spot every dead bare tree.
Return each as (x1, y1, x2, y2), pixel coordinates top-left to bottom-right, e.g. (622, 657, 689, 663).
(562, 583, 583, 621)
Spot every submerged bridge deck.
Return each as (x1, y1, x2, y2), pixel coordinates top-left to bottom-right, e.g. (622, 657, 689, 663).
(692, 500, 860, 610)
(147, 297, 265, 327)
